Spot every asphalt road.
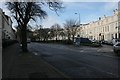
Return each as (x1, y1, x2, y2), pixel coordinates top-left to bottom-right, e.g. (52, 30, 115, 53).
(28, 42, 120, 78)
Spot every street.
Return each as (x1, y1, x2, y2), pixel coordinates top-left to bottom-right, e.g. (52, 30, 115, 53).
(1, 1, 120, 80)
(28, 42, 120, 78)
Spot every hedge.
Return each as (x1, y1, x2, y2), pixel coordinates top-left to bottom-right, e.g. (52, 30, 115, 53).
(2, 39, 18, 48)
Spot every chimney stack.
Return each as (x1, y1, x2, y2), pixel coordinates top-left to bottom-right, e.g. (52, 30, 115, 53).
(99, 17, 101, 20)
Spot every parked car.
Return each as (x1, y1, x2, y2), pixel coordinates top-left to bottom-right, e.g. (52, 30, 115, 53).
(74, 37, 92, 44)
(112, 39, 120, 45)
(113, 42, 120, 53)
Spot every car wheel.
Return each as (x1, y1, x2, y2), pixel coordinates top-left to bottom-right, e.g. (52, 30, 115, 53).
(114, 49, 117, 53)
(117, 51, 120, 56)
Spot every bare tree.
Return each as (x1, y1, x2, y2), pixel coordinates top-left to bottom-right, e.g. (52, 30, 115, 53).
(49, 29, 55, 40)
(64, 19, 79, 41)
(36, 25, 43, 41)
(41, 28, 50, 41)
(59, 29, 66, 40)
(6, 1, 63, 52)
(51, 23, 61, 41)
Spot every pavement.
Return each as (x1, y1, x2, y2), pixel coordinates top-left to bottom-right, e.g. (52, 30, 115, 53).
(2, 43, 69, 79)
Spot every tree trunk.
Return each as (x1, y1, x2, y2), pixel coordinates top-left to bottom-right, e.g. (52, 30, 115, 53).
(68, 33, 70, 41)
(72, 35, 74, 42)
(62, 35, 64, 40)
(56, 37, 57, 41)
(21, 25, 28, 52)
(56, 33, 57, 41)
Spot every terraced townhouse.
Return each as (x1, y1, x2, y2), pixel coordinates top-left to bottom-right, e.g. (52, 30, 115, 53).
(76, 9, 120, 43)
(0, 8, 16, 41)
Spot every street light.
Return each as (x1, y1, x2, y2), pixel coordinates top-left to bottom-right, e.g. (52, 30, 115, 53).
(75, 12, 81, 38)
(75, 12, 80, 26)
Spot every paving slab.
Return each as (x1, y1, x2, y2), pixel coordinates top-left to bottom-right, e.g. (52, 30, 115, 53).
(2, 43, 69, 79)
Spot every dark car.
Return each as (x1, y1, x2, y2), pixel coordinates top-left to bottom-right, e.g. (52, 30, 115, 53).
(74, 37, 92, 46)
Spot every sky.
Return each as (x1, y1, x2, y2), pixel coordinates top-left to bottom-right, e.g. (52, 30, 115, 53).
(0, 0, 119, 29)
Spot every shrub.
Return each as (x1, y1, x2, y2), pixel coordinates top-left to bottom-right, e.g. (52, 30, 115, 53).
(80, 42, 102, 47)
(32, 40, 73, 45)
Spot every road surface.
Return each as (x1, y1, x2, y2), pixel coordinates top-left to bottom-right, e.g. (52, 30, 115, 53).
(28, 42, 120, 78)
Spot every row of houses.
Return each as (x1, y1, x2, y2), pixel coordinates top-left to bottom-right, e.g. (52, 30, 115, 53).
(76, 9, 120, 43)
(0, 8, 16, 41)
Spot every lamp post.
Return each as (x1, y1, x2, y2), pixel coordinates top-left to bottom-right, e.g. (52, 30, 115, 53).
(75, 12, 81, 38)
(75, 12, 80, 26)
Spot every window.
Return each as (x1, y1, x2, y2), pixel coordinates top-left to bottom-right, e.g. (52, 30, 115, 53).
(98, 22, 99, 25)
(106, 18, 108, 22)
(116, 22, 118, 26)
(2, 16, 4, 28)
(108, 26, 109, 32)
(101, 21, 103, 25)
(111, 34, 114, 39)
(115, 33, 117, 39)
(103, 27, 104, 32)
(105, 26, 107, 32)
(119, 33, 120, 38)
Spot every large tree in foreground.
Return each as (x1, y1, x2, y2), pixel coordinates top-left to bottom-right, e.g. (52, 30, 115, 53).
(6, 1, 63, 52)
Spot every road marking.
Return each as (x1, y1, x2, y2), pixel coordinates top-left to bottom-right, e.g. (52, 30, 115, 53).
(70, 46, 117, 58)
(97, 49, 101, 52)
(30, 43, 118, 59)
(80, 50, 84, 52)
(33, 52, 38, 55)
(110, 50, 113, 51)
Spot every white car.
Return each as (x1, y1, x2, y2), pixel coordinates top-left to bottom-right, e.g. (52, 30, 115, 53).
(113, 42, 120, 53)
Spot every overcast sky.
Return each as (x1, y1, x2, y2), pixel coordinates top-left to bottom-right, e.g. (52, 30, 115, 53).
(0, 0, 119, 29)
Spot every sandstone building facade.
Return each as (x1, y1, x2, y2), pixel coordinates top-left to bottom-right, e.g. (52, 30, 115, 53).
(76, 9, 120, 43)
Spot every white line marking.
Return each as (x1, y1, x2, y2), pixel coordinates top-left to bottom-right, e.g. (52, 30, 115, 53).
(97, 49, 101, 52)
(80, 50, 84, 52)
(33, 52, 38, 55)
